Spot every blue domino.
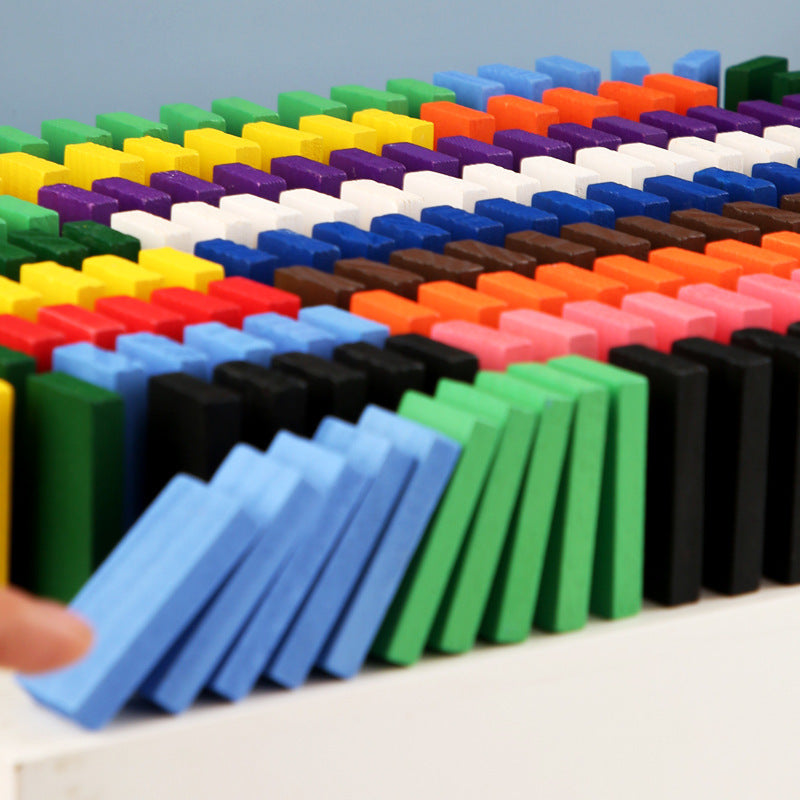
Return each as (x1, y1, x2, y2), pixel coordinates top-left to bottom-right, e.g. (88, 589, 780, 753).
(370, 213, 451, 253)
(610, 51, 650, 85)
(182, 322, 274, 378)
(317, 405, 461, 679)
(585, 182, 671, 222)
(692, 167, 778, 206)
(243, 312, 338, 358)
(530, 191, 615, 229)
(208, 433, 369, 700)
(420, 205, 505, 245)
(473, 198, 560, 236)
(477, 64, 553, 102)
(673, 49, 721, 88)
(257, 228, 341, 272)
(752, 162, 800, 197)
(195, 238, 280, 284)
(642, 175, 730, 214)
(534, 55, 601, 94)
(432, 70, 504, 111)
(265, 418, 415, 688)
(116, 332, 208, 381)
(139, 445, 320, 713)
(312, 221, 395, 262)
(19, 475, 258, 729)
(298, 305, 390, 348)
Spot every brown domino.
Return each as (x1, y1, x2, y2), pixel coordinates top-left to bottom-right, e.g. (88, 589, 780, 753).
(615, 215, 707, 254)
(333, 258, 424, 301)
(670, 208, 761, 245)
(779, 193, 800, 214)
(389, 248, 484, 288)
(443, 240, 537, 277)
(504, 230, 596, 269)
(559, 222, 650, 261)
(721, 201, 800, 235)
(273, 266, 365, 309)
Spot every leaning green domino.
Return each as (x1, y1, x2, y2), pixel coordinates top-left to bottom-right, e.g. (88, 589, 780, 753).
(386, 79, 456, 118)
(40, 119, 113, 164)
(0, 196, 58, 236)
(330, 85, 409, 118)
(95, 113, 169, 149)
(0, 126, 50, 158)
(211, 98, 280, 137)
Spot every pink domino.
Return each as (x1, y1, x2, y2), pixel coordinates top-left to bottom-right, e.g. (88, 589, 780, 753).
(677, 283, 773, 343)
(621, 291, 717, 352)
(561, 300, 656, 360)
(498, 308, 598, 361)
(737, 274, 800, 333)
(429, 319, 534, 370)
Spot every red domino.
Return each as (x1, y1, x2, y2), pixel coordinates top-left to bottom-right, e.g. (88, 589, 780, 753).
(208, 277, 300, 319)
(150, 287, 243, 328)
(95, 296, 187, 342)
(0, 315, 66, 371)
(37, 304, 127, 350)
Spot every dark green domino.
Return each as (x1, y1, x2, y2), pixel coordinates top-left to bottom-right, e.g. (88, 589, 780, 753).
(277, 92, 349, 129)
(0, 243, 36, 282)
(550, 356, 648, 620)
(771, 71, 800, 103)
(475, 371, 573, 644)
(211, 97, 280, 136)
(371, 390, 498, 665)
(25, 372, 124, 602)
(724, 56, 789, 111)
(330, 85, 409, 118)
(95, 112, 169, 149)
(159, 103, 226, 144)
(61, 220, 141, 261)
(386, 78, 457, 117)
(40, 119, 113, 164)
(8, 232, 89, 270)
(508, 363, 609, 633)
(0, 196, 58, 237)
(0, 126, 50, 158)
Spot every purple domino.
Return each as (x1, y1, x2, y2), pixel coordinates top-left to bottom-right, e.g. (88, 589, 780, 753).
(493, 129, 572, 169)
(783, 94, 800, 111)
(212, 163, 286, 201)
(685, 105, 762, 135)
(269, 156, 346, 197)
(92, 177, 172, 219)
(737, 100, 800, 127)
(592, 116, 668, 148)
(37, 183, 119, 227)
(380, 142, 459, 177)
(639, 110, 717, 141)
(150, 170, 226, 206)
(548, 122, 621, 152)
(435, 135, 514, 172)
(328, 148, 406, 188)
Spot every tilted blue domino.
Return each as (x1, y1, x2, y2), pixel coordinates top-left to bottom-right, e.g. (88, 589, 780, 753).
(473, 198, 559, 236)
(243, 312, 338, 358)
(610, 51, 650, 85)
(673, 49, 721, 87)
(208, 433, 368, 700)
(195, 239, 280, 284)
(19, 475, 258, 729)
(116, 332, 208, 381)
(298, 304, 389, 347)
(692, 167, 778, 206)
(52, 342, 148, 530)
(420, 205, 505, 245)
(182, 322, 274, 378)
(477, 64, 553, 102)
(642, 175, 730, 214)
(312, 221, 395, 262)
(266, 418, 415, 688)
(585, 182, 671, 222)
(139, 445, 320, 713)
(257, 228, 341, 272)
(370, 213, 451, 253)
(752, 163, 800, 198)
(432, 71, 504, 111)
(535, 56, 601, 93)
(530, 191, 616, 229)
(317, 405, 460, 679)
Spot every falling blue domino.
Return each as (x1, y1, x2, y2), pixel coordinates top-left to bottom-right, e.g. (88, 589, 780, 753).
(692, 167, 778, 206)
(182, 322, 275, 379)
(52, 343, 148, 530)
(585, 182, 672, 222)
(610, 51, 650, 85)
(116, 332, 208, 381)
(19, 475, 258, 729)
(208, 433, 369, 700)
(257, 228, 341, 272)
(370, 214, 451, 253)
(265, 418, 415, 688)
(312, 221, 395, 262)
(642, 175, 730, 214)
(420, 205, 505, 245)
(752, 162, 800, 197)
(298, 305, 389, 348)
(530, 191, 616, 229)
(473, 198, 560, 236)
(317, 405, 460, 679)
(534, 56, 601, 94)
(139, 445, 321, 713)
(432, 71, 504, 111)
(243, 312, 339, 358)
(673, 50, 721, 88)
(195, 239, 281, 284)
(477, 64, 553, 102)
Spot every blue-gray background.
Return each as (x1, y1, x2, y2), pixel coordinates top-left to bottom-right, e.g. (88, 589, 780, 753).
(2, 0, 799, 134)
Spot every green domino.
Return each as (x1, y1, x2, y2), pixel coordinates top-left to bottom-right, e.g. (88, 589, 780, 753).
(771, 71, 800, 103)
(724, 56, 788, 111)
(8, 231, 89, 270)
(474, 371, 573, 644)
(277, 91, 348, 129)
(0, 218, 8, 245)
(508, 363, 608, 633)
(25, 371, 124, 602)
(330, 85, 409, 118)
(0, 196, 59, 237)
(40, 119, 113, 164)
(370, 390, 499, 665)
(0, 126, 50, 159)
(385, 78, 456, 118)
(95, 112, 169, 149)
(211, 97, 280, 136)
(61, 220, 141, 262)
(549, 356, 647, 620)
(0, 242, 36, 281)
(159, 103, 226, 145)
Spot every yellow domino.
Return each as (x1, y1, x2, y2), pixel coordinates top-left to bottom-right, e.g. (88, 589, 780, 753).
(0, 153, 71, 204)
(298, 115, 378, 163)
(123, 136, 200, 181)
(0, 379, 12, 586)
(352, 109, 435, 150)
(0, 278, 43, 321)
(241, 121, 323, 170)
(82, 254, 164, 301)
(20, 261, 106, 310)
(64, 142, 146, 190)
(183, 128, 261, 182)
(138, 247, 223, 292)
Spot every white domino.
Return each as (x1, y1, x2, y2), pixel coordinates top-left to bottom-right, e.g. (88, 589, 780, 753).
(461, 163, 541, 204)
(573, 147, 657, 190)
(716, 130, 796, 174)
(762, 125, 800, 163)
(278, 188, 359, 236)
(219, 193, 304, 237)
(170, 201, 254, 248)
(618, 142, 699, 181)
(518, 156, 601, 198)
(668, 136, 745, 173)
(402, 170, 490, 213)
(339, 179, 425, 228)
(109, 210, 193, 253)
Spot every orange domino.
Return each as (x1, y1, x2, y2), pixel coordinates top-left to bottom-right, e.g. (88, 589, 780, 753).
(417, 280, 509, 326)
(350, 290, 441, 336)
(540, 88, 619, 127)
(596, 81, 676, 121)
(486, 95, 559, 136)
(535, 262, 627, 306)
(642, 73, 717, 115)
(761, 231, 800, 262)
(419, 101, 496, 146)
(705, 239, 799, 278)
(593, 254, 687, 296)
(648, 247, 742, 289)
(476, 271, 568, 314)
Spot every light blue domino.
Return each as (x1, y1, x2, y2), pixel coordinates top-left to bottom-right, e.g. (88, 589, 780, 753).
(298, 304, 389, 348)
(208, 433, 369, 700)
(673, 50, 721, 88)
(317, 405, 460, 679)
(432, 70, 505, 112)
(610, 51, 650, 85)
(182, 322, 275, 379)
(534, 56, 601, 94)
(477, 64, 553, 102)
(115, 332, 208, 381)
(19, 475, 258, 729)
(243, 311, 339, 359)
(266, 418, 415, 688)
